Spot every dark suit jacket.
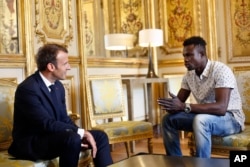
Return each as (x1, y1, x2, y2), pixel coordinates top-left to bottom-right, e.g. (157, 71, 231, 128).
(8, 71, 78, 159)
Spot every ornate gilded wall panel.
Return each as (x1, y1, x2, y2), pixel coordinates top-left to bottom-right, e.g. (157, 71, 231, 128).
(0, 0, 22, 54)
(83, 0, 150, 67)
(158, 0, 217, 66)
(104, 0, 148, 58)
(226, 0, 250, 63)
(35, 0, 73, 47)
(159, 0, 201, 54)
(82, 0, 100, 57)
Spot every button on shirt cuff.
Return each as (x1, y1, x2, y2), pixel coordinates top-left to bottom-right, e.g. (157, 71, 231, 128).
(77, 128, 85, 139)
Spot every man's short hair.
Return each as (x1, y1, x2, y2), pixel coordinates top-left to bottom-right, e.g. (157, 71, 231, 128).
(36, 44, 68, 71)
(183, 36, 207, 47)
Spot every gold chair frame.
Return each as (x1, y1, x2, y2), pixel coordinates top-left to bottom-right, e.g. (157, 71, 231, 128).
(86, 75, 153, 157)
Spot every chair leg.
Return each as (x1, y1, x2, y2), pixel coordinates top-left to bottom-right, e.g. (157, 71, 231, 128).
(190, 147, 196, 156)
(110, 144, 115, 152)
(148, 138, 153, 154)
(125, 142, 131, 157)
(130, 141, 135, 153)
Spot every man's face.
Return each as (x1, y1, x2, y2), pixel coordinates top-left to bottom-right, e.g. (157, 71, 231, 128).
(183, 44, 202, 71)
(52, 50, 71, 80)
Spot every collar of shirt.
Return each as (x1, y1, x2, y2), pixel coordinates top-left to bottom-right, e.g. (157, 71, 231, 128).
(199, 59, 211, 80)
(39, 72, 54, 91)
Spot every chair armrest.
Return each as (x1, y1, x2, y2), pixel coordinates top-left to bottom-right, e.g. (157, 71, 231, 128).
(67, 111, 80, 123)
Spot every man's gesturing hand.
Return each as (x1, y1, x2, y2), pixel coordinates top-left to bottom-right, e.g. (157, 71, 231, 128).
(157, 92, 184, 113)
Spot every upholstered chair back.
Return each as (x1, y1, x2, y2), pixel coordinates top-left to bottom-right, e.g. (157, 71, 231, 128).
(234, 69, 250, 124)
(86, 75, 127, 127)
(0, 80, 16, 151)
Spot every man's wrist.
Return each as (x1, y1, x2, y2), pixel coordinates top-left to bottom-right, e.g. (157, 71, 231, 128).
(77, 128, 85, 139)
(184, 103, 191, 113)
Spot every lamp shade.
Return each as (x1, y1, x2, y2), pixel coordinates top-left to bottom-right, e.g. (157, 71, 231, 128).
(139, 29, 163, 47)
(104, 33, 135, 50)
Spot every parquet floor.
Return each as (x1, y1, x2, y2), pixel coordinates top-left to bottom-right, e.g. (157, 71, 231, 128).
(110, 133, 226, 163)
(110, 135, 189, 163)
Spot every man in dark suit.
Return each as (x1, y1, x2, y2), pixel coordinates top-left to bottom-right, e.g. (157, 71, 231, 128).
(8, 44, 113, 167)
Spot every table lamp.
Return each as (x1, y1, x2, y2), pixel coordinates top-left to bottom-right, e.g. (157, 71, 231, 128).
(139, 29, 163, 78)
(104, 33, 135, 57)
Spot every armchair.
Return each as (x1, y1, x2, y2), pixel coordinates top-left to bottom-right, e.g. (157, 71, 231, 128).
(0, 79, 92, 167)
(188, 69, 250, 157)
(85, 75, 154, 157)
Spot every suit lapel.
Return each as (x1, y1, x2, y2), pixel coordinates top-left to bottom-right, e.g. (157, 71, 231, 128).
(36, 72, 60, 119)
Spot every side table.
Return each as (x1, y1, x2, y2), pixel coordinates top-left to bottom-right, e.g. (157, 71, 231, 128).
(122, 78, 168, 133)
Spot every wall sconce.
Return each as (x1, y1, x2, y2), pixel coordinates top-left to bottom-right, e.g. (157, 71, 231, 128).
(139, 29, 163, 78)
(104, 33, 135, 57)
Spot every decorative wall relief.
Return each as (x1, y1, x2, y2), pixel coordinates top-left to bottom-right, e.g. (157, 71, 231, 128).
(226, 0, 250, 62)
(0, 0, 18, 54)
(159, 0, 198, 54)
(158, 0, 218, 67)
(167, 0, 193, 48)
(82, 0, 96, 57)
(104, 0, 147, 58)
(35, 0, 73, 47)
(120, 0, 144, 35)
(84, 0, 148, 67)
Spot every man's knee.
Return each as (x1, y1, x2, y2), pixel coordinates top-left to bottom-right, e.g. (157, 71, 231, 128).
(162, 113, 171, 127)
(91, 130, 109, 145)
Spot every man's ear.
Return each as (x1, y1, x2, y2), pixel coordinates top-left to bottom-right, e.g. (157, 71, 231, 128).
(47, 63, 55, 72)
(199, 51, 205, 56)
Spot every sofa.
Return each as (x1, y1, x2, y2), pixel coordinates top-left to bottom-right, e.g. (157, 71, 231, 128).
(0, 79, 92, 167)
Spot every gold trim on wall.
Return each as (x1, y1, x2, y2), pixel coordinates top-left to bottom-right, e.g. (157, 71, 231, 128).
(233, 66, 250, 73)
(0, 78, 18, 84)
(35, 0, 73, 47)
(225, 0, 250, 63)
(87, 57, 148, 68)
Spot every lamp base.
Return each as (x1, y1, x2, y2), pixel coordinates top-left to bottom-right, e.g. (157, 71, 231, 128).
(146, 51, 158, 78)
(147, 70, 158, 78)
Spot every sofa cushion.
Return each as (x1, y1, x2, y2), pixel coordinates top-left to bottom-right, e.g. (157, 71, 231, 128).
(211, 124, 250, 148)
(0, 83, 15, 151)
(94, 121, 153, 140)
(0, 150, 59, 167)
(0, 149, 92, 167)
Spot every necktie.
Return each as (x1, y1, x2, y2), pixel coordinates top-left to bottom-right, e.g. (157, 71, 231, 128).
(49, 84, 59, 118)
